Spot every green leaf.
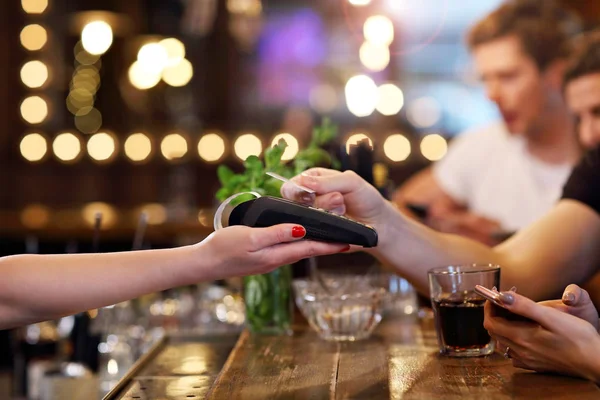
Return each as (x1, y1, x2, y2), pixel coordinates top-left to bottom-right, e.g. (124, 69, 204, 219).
(310, 117, 338, 148)
(217, 165, 235, 186)
(244, 155, 264, 176)
(215, 187, 232, 202)
(264, 178, 283, 197)
(243, 155, 265, 189)
(265, 139, 287, 170)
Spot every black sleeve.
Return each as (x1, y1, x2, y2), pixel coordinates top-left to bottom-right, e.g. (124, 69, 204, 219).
(561, 148, 600, 216)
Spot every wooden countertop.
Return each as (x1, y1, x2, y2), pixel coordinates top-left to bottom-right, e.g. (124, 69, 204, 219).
(107, 315, 600, 399)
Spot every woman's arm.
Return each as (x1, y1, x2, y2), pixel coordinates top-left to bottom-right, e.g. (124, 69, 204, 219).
(0, 246, 199, 329)
(0, 224, 348, 329)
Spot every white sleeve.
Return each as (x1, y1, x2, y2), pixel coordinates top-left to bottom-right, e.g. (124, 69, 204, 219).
(432, 132, 481, 204)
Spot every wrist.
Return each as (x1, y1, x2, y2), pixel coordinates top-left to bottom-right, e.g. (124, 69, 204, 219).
(582, 334, 600, 383)
(367, 200, 406, 256)
(172, 242, 217, 285)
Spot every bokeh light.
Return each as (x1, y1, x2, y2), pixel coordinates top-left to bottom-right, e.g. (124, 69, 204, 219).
(420, 134, 447, 161)
(21, 0, 48, 14)
(20, 133, 47, 162)
(67, 89, 94, 115)
(139, 203, 167, 225)
(271, 133, 299, 161)
(74, 41, 101, 65)
(227, 0, 262, 16)
(376, 84, 404, 116)
(198, 133, 226, 162)
(128, 61, 161, 90)
(20, 24, 47, 51)
(81, 21, 113, 55)
(384, 134, 411, 162)
(234, 134, 262, 160)
(345, 75, 378, 117)
(138, 43, 168, 74)
(74, 107, 102, 134)
(161, 133, 188, 160)
(82, 202, 117, 229)
(20, 96, 48, 124)
(124, 133, 152, 163)
(71, 65, 100, 92)
(345, 133, 373, 154)
(359, 41, 390, 72)
(407, 97, 442, 128)
(87, 132, 116, 162)
(52, 132, 81, 163)
(364, 15, 394, 46)
(21, 60, 49, 88)
(161, 58, 193, 87)
(21, 204, 50, 229)
(198, 210, 211, 227)
(159, 38, 186, 67)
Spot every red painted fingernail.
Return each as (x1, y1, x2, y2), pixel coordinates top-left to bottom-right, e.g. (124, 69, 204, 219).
(292, 226, 306, 238)
(340, 245, 351, 253)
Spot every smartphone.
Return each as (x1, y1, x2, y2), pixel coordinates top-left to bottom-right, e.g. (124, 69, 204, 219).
(474, 285, 533, 322)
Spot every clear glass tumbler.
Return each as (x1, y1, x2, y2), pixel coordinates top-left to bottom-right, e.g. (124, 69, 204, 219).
(428, 264, 500, 357)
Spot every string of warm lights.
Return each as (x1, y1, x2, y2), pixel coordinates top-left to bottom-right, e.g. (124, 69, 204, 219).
(15, 129, 439, 229)
(19, 130, 447, 164)
(19, 0, 51, 164)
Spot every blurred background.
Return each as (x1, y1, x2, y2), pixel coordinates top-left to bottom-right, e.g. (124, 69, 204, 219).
(1, 0, 599, 244)
(1, 0, 600, 398)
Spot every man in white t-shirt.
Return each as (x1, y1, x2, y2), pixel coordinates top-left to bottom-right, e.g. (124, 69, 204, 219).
(393, 0, 582, 245)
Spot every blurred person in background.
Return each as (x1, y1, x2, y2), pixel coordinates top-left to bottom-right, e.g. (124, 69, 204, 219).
(393, 0, 582, 245)
(282, 31, 600, 382)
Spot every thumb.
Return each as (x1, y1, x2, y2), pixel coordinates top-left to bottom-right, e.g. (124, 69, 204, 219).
(562, 284, 591, 307)
(248, 224, 306, 251)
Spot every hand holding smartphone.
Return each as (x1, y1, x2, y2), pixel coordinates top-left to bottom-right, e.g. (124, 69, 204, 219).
(474, 285, 533, 322)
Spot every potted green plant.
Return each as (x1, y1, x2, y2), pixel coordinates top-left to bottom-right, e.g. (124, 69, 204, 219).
(215, 118, 339, 334)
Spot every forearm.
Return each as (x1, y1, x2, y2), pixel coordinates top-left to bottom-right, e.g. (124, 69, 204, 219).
(370, 200, 600, 301)
(369, 201, 507, 295)
(0, 244, 208, 329)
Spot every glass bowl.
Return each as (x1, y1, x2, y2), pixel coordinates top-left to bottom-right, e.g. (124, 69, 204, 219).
(292, 277, 385, 341)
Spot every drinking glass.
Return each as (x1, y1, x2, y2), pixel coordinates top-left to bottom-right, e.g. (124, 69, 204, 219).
(428, 264, 500, 357)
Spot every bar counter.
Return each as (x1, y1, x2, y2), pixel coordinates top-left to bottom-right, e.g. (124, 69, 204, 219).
(104, 315, 600, 399)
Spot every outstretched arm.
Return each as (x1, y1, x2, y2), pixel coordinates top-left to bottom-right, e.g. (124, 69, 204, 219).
(0, 224, 348, 329)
